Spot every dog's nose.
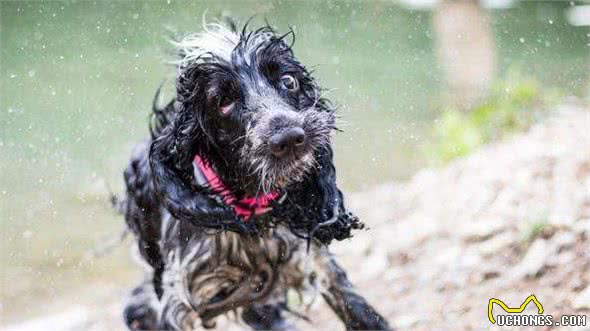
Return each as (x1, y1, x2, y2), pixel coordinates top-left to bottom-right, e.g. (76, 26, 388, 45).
(270, 127, 306, 158)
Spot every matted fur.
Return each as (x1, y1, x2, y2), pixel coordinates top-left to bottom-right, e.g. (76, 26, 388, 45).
(119, 21, 391, 330)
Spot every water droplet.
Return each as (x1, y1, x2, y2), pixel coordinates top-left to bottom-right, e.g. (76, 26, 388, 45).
(22, 230, 33, 239)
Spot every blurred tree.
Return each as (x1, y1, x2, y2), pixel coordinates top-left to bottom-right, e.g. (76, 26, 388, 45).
(432, 0, 496, 110)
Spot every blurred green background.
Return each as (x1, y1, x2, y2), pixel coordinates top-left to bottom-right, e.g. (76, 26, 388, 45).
(0, 0, 588, 323)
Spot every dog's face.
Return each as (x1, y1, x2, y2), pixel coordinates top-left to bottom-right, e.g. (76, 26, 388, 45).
(175, 25, 336, 193)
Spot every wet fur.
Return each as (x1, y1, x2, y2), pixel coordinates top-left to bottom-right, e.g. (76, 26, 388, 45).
(120, 22, 391, 330)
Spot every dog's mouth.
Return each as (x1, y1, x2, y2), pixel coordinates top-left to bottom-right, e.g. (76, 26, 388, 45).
(247, 146, 315, 194)
(269, 150, 315, 186)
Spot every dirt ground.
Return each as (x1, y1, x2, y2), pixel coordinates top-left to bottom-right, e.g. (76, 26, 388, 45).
(3, 106, 589, 330)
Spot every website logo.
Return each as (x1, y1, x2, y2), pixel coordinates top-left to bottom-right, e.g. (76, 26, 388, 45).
(488, 294, 586, 327)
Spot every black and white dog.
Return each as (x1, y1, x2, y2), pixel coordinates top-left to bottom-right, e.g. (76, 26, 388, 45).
(120, 22, 391, 330)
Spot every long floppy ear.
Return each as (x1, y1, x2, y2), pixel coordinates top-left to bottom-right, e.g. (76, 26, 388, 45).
(148, 66, 251, 233)
(150, 63, 204, 202)
(273, 145, 364, 245)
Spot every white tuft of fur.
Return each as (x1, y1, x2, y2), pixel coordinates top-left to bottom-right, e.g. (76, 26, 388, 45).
(172, 22, 240, 66)
(173, 20, 276, 68)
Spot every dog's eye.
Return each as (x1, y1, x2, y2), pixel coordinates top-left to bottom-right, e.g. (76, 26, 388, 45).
(280, 74, 299, 91)
(218, 98, 235, 116)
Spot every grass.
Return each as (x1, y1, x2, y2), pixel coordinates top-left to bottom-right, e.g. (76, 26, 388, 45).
(426, 68, 562, 163)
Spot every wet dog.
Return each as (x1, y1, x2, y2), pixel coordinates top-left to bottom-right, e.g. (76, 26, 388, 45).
(119, 22, 391, 330)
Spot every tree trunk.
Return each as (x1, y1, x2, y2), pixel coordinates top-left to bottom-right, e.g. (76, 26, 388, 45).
(432, 0, 496, 110)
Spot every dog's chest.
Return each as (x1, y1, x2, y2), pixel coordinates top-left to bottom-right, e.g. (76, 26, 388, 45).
(162, 222, 317, 319)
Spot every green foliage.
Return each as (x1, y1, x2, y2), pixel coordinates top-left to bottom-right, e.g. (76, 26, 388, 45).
(430, 109, 485, 163)
(427, 69, 562, 163)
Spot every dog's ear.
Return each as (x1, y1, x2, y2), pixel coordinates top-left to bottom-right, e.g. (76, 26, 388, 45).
(312, 146, 364, 242)
(150, 101, 201, 202)
(310, 146, 339, 219)
(149, 109, 248, 232)
(276, 145, 364, 244)
(148, 65, 250, 232)
(149, 64, 208, 214)
(176, 64, 200, 112)
(171, 62, 216, 159)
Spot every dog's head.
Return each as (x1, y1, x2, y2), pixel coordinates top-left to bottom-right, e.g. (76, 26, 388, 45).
(172, 23, 335, 194)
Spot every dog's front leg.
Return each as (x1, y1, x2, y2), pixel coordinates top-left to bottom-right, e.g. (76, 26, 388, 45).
(315, 252, 392, 331)
(242, 303, 297, 331)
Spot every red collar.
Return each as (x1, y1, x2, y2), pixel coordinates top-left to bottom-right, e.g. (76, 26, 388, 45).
(193, 155, 279, 221)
